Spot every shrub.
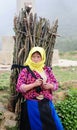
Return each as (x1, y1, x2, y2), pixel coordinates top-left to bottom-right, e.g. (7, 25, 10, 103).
(55, 92, 77, 130)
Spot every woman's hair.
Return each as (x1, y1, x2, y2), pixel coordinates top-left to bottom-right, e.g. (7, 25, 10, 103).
(31, 51, 41, 56)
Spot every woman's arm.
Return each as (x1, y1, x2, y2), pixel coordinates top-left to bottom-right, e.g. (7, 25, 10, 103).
(42, 67, 58, 91)
(16, 68, 43, 93)
(20, 78, 43, 92)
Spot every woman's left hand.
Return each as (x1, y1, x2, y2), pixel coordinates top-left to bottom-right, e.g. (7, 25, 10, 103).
(42, 83, 54, 90)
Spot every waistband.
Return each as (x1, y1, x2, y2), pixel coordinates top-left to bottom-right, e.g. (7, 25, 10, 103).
(36, 94, 44, 100)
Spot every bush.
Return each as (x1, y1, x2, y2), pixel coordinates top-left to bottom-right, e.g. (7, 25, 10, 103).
(55, 92, 77, 130)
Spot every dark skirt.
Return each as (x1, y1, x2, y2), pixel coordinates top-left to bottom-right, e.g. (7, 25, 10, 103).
(20, 98, 64, 130)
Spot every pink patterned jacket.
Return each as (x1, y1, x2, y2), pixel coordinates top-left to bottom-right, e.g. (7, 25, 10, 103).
(16, 66, 58, 100)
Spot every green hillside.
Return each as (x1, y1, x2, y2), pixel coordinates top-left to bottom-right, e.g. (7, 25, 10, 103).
(55, 36, 77, 52)
(59, 51, 77, 61)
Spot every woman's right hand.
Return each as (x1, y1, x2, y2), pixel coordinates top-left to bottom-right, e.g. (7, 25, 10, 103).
(34, 78, 43, 87)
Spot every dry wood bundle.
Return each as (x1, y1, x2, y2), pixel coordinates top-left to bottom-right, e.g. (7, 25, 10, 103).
(8, 6, 58, 113)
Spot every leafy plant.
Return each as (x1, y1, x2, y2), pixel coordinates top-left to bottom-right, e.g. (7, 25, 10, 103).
(55, 91, 77, 130)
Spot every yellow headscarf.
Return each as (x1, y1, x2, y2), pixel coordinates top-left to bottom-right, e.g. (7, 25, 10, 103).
(24, 46, 46, 72)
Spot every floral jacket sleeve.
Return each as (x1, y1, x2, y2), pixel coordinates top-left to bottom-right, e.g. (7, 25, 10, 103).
(16, 66, 58, 100)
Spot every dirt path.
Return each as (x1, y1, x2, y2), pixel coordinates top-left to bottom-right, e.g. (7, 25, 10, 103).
(0, 59, 77, 71)
(52, 59, 77, 67)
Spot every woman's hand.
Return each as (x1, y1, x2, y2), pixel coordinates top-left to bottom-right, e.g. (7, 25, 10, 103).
(34, 78, 43, 87)
(42, 83, 54, 90)
(20, 79, 43, 92)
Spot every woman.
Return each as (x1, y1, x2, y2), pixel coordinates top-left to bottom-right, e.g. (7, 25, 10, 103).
(16, 46, 64, 130)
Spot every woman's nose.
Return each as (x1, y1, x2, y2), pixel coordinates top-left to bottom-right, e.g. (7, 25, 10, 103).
(34, 57, 38, 61)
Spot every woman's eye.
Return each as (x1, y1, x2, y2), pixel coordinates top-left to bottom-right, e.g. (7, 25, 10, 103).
(37, 56, 40, 58)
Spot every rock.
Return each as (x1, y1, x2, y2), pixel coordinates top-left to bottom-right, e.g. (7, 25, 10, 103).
(4, 111, 16, 120)
(0, 102, 6, 112)
(53, 91, 68, 103)
(0, 102, 17, 130)
(4, 119, 17, 129)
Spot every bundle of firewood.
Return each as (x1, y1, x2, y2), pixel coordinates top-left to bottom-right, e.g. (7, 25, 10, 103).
(8, 6, 58, 113)
(13, 6, 58, 66)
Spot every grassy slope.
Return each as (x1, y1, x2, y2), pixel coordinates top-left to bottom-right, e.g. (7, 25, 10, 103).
(59, 51, 77, 61)
(0, 71, 10, 90)
(53, 66, 77, 83)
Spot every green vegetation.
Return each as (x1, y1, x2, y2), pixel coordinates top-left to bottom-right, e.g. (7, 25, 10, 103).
(0, 71, 10, 102)
(0, 71, 10, 90)
(53, 66, 77, 83)
(55, 36, 77, 52)
(56, 89, 77, 130)
(59, 51, 77, 61)
(6, 126, 18, 130)
(52, 56, 77, 130)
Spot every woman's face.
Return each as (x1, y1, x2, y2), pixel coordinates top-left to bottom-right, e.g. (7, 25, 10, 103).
(31, 52, 42, 63)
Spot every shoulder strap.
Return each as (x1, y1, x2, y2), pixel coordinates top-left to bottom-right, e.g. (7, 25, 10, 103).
(26, 66, 37, 79)
(11, 64, 37, 79)
(11, 64, 41, 93)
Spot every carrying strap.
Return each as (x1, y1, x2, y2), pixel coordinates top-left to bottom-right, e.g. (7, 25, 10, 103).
(11, 64, 42, 93)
